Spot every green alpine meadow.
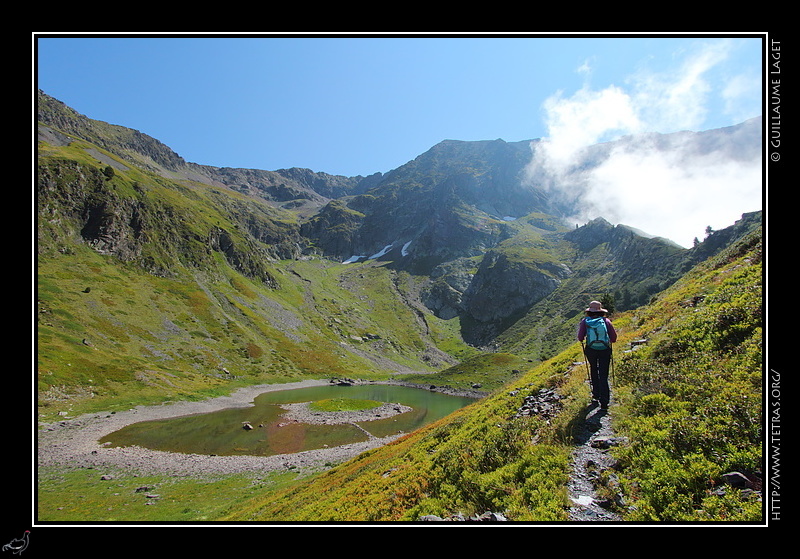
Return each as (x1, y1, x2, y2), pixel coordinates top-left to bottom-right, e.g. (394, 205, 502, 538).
(36, 90, 764, 524)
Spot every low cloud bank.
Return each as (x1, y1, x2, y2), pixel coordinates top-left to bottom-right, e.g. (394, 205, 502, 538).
(525, 40, 762, 248)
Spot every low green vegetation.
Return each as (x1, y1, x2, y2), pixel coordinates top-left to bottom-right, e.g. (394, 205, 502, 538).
(37, 466, 301, 522)
(309, 398, 381, 412)
(396, 352, 530, 393)
(607, 229, 763, 521)
(36, 223, 763, 523)
(36, 188, 461, 424)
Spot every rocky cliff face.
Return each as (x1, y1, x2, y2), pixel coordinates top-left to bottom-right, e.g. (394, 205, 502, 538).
(300, 200, 366, 257)
(37, 157, 297, 285)
(462, 252, 570, 323)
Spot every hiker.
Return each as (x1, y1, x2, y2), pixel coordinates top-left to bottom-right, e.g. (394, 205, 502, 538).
(577, 301, 617, 409)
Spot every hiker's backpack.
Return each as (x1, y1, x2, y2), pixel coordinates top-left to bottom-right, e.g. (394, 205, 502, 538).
(584, 317, 611, 350)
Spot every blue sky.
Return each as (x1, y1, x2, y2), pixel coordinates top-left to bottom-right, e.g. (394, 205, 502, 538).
(35, 33, 765, 246)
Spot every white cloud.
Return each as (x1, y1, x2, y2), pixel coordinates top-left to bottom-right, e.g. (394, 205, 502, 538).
(575, 142, 761, 247)
(625, 40, 731, 132)
(538, 85, 642, 170)
(527, 41, 762, 248)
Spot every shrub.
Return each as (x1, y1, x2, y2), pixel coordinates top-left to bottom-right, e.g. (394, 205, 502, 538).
(610, 237, 762, 521)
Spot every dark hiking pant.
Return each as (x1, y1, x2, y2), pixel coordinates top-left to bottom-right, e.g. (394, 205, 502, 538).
(584, 347, 612, 406)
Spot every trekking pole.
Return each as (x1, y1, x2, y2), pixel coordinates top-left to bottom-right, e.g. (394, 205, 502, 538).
(610, 344, 615, 387)
(580, 341, 592, 390)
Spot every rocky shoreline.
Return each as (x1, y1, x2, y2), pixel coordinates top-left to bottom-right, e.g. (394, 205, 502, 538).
(37, 379, 481, 478)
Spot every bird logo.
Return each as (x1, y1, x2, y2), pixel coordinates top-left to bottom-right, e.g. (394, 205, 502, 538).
(2, 531, 29, 555)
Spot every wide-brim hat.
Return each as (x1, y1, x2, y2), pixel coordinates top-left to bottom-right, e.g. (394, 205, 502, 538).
(585, 300, 608, 313)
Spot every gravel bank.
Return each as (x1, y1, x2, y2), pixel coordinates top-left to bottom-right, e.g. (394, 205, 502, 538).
(37, 379, 410, 478)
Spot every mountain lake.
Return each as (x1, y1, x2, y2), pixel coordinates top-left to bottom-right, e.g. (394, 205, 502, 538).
(99, 384, 475, 457)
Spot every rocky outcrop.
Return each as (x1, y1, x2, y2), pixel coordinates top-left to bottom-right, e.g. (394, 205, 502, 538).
(300, 200, 366, 258)
(38, 91, 187, 174)
(462, 252, 569, 323)
(207, 166, 328, 204)
(37, 158, 283, 285)
(421, 258, 476, 320)
(38, 159, 147, 262)
(271, 167, 382, 199)
(421, 248, 571, 340)
(207, 227, 279, 288)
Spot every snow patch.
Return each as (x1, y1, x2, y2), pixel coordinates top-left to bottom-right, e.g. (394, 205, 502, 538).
(343, 240, 412, 264)
(370, 244, 393, 259)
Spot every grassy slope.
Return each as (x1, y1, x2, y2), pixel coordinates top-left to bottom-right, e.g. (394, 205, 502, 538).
(36, 242, 477, 420)
(35, 137, 528, 523)
(221, 228, 762, 523)
(36, 141, 477, 424)
(609, 229, 763, 521)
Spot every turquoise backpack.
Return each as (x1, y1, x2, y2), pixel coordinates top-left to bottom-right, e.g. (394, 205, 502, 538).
(584, 317, 611, 350)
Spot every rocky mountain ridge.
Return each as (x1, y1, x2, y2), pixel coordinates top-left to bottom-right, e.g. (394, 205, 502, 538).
(36, 90, 761, 364)
(37, 91, 379, 216)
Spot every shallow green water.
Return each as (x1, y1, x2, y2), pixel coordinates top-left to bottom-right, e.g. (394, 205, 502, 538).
(100, 384, 475, 457)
